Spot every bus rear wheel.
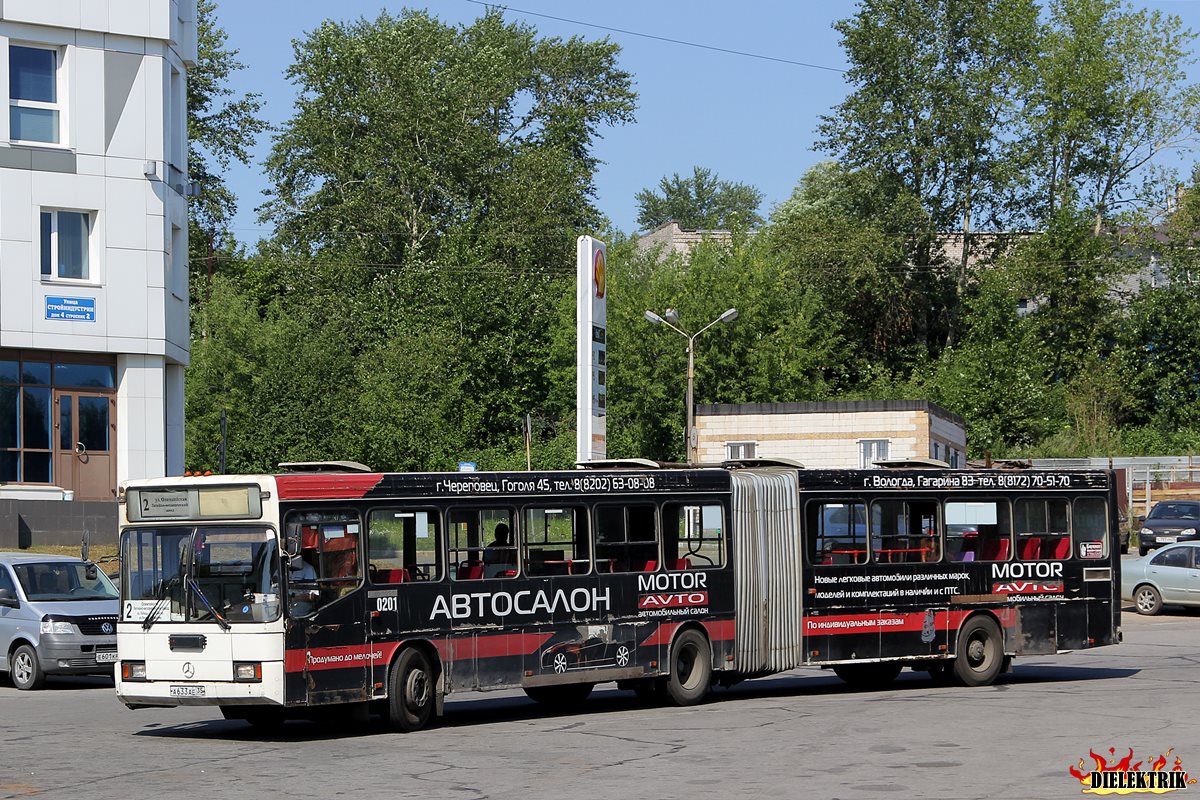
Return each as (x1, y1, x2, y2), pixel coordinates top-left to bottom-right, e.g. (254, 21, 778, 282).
(386, 648, 435, 733)
(665, 630, 712, 706)
(952, 615, 1004, 687)
(833, 662, 902, 688)
(523, 682, 594, 707)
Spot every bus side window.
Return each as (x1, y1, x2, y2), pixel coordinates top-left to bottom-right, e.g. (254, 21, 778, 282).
(448, 508, 516, 580)
(523, 507, 589, 576)
(806, 501, 867, 565)
(870, 500, 940, 564)
(945, 500, 1011, 562)
(594, 504, 659, 572)
(368, 509, 443, 583)
(662, 503, 725, 569)
(1072, 497, 1108, 559)
(1016, 498, 1070, 561)
(284, 510, 362, 616)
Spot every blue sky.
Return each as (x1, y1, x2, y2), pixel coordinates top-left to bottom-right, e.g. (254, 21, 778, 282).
(214, 0, 1200, 248)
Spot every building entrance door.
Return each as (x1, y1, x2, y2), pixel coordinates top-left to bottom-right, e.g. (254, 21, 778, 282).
(54, 392, 115, 500)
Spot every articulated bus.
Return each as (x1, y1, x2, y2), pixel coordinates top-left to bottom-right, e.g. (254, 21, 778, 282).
(115, 460, 1120, 731)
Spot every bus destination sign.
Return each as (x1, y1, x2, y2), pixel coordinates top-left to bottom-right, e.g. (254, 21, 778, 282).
(128, 485, 264, 522)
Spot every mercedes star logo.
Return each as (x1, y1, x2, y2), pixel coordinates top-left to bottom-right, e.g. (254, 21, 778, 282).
(100, 622, 114, 635)
(182, 661, 195, 679)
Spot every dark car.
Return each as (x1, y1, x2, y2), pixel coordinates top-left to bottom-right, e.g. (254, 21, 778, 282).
(1138, 500, 1200, 557)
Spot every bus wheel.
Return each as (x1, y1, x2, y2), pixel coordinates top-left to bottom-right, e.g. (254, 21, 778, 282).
(387, 648, 435, 732)
(1134, 584, 1163, 616)
(523, 683, 594, 707)
(952, 616, 1004, 687)
(665, 630, 712, 706)
(833, 662, 902, 688)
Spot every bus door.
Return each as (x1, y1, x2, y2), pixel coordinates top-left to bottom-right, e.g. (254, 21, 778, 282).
(284, 512, 369, 705)
(445, 507, 516, 691)
(364, 508, 446, 693)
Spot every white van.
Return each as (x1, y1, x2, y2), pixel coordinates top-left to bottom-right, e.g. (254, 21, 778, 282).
(0, 553, 119, 690)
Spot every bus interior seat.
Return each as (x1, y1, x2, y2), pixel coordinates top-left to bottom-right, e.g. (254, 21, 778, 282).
(958, 551, 975, 562)
(1050, 537, 1071, 559)
(459, 561, 485, 580)
(641, 560, 658, 572)
(671, 558, 691, 570)
(374, 568, 408, 584)
(981, 539, 1009, 561)
(1019, 538, 1041, 560)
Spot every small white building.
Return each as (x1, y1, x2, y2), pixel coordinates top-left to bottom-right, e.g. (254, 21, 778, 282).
(0, 1, 194, 501)
(696, 400, 967, 469)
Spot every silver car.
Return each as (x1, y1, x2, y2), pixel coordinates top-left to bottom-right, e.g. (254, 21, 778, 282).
(0, 553, 119, 690)
(1121, 543, 1200, 616)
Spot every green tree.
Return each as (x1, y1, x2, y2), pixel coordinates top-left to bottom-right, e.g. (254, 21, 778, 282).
(261, 8, 635, 267)
(187, 0, 266, 262)
(768, 161, 945, 375)
(1025, 0, 1200, 231)
(606, 234, 845, 461)
(817, 0, 1039, 344)
(634, 166, 764, 231)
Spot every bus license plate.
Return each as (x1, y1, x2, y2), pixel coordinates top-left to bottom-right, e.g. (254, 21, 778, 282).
(95, 651, 118, 664)
(170, 685, 206, 698)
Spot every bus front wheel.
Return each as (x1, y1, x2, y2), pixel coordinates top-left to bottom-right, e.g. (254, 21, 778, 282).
(665, 629, 712, 706)
(387, 648, 435, 732)
(952, 615, 1004, 687)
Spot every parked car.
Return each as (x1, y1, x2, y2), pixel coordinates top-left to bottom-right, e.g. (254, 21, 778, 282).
(0, 553, 119, 690)
(1121, 542, 1200, 615)
(1137, 500, 1200, 556)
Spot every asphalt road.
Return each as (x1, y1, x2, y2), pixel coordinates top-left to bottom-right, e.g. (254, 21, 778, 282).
(2, 605, 1197, 800)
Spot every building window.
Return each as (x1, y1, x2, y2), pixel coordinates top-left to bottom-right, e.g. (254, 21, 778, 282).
(726, 441, 757, 460)
(0, 354, 116, 484)
(10, 45, 61, 144)
(859, 439, 890, 469)
(40, 210, 92, 280)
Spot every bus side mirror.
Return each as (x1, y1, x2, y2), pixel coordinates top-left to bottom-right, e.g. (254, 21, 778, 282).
(0, 588, 18, 608)
(283, 531, 300, 559)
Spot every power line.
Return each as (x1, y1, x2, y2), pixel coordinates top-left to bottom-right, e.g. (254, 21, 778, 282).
(462, 0, 847, 74)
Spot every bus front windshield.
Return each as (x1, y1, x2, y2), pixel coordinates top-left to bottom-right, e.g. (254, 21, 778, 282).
(120, 527, 281, 624)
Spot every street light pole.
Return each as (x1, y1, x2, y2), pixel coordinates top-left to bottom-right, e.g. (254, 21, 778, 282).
(644, 307, 738, 465)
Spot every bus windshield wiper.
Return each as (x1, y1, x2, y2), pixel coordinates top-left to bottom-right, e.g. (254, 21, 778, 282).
(141, 573, 183, 631)
(188, 579, 231, 631)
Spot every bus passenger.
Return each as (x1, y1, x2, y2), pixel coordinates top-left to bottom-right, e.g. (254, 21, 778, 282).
(484, 523, 517, 577)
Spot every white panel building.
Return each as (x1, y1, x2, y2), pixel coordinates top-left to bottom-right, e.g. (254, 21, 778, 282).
(0, 0, 193, 501)
(696, 401, 967, 469)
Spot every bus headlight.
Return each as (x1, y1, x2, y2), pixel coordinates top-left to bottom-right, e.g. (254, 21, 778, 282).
(233, 662, 262, 682)
(122, 661, 147, 681)
(40, 619, 74, 635)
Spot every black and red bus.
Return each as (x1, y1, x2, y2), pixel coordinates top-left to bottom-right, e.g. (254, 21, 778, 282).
(115, 461, 1120, 731)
